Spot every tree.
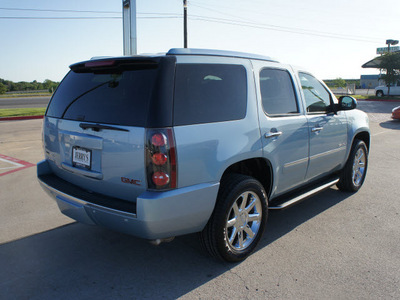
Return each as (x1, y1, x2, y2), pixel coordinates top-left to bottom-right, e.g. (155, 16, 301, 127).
(379, 52, 400, 96)
(0, 82, 6, 94)
(333, 77, 346, 88)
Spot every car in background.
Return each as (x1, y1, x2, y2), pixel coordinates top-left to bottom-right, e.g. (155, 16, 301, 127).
(375, 81, 400, 97)
(392, 106, 400, 120)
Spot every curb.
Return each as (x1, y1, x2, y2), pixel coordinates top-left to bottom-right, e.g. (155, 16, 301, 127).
(0, 115, 44, 121)
(357, 98, 400, 102)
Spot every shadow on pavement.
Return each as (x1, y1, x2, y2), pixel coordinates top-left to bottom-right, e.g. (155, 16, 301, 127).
(0, 188, 349, 299)
(379, 120, 400, 130)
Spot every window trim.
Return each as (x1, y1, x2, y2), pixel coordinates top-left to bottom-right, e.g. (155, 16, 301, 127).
(259, 67, 301, 118)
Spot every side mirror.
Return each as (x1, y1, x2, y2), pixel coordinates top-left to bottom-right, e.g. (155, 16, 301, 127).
(338, 96, 357, 110)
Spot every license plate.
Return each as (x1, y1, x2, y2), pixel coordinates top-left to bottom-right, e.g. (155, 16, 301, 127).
(72, 147, 92, 170)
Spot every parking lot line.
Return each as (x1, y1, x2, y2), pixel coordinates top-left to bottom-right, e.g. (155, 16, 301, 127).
(0, 154, 35, 177)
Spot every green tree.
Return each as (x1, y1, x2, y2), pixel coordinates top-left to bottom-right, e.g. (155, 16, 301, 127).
(0, 82, 6, 94)
(379, 52, 400, 96)
(333, 77, 346, 88)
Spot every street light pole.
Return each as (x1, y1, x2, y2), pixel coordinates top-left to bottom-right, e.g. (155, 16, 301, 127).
(123, 0, 137, 56)
(183, 0, 188, 48)
(386, 39, 399, 54)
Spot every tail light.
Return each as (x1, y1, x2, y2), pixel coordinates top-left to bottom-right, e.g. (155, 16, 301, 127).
(146, 128, 177, 190)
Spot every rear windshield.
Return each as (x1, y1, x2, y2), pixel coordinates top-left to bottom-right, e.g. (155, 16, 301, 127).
(46, 65, 158, 126)
(173, 64, 247, 125)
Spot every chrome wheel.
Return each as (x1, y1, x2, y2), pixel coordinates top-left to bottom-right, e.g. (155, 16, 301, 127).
(200, 174, 267, 262)
(225, 191, 262, 251)
(352, 148, 366, 187)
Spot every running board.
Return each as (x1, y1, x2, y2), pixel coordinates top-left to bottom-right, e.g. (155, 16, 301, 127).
(269, 178, 340, 210)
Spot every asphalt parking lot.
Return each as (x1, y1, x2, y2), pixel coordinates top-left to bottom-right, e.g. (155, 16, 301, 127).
(0, 100, 399, 299)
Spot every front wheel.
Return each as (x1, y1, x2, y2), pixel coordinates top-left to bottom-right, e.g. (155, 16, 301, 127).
(200, 174, 268, 262)
(337, 139, 368, 192)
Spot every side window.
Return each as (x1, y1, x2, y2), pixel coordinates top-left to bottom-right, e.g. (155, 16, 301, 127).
(259, 68, 299, 116)
(299, 73, 332, 113)
(174, 64, 247, 125)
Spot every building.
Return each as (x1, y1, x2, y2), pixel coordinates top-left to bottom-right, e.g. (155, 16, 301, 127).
(360, 75, 381, 89)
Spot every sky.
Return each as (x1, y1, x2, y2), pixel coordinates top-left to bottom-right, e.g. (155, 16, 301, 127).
(0, 0, 399, 82)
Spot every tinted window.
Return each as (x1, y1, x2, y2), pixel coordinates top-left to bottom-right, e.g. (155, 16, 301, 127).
(260, 68, 298, 115)
(46, 67, 158, 126)
(174, 64, 247, 125)
(299, 73, 331, 113)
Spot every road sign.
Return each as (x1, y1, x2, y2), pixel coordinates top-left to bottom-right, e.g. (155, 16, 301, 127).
(377, 46, 400, 54)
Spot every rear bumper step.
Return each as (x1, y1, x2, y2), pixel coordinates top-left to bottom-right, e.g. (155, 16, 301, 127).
(38, 173, 137, 215)
(269, 178, 340, 210)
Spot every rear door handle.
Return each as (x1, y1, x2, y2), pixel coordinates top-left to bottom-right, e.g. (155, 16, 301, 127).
(264, 131, 282, 138)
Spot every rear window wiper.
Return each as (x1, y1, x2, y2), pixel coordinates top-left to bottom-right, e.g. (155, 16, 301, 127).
(60, 80, 114, 119)
(79, 123, 129, 132)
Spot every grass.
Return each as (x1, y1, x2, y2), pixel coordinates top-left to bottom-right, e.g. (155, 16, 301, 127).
(335, 94, 400, 100)
(0, 93, 52, 98)
(0, 107, 46, 118)
(362, 95, 400, 100)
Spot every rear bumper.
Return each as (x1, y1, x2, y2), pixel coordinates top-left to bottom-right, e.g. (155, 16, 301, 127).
(37, 160, 219, 239)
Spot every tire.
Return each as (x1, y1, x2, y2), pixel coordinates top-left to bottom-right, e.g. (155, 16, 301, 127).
(376, 90, 384, 97)
(200, 174, 268, 262)
(337, 139, 368, 192)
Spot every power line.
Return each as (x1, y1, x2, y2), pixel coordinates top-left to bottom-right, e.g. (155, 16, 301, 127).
(0, 16, 184, 20)
(189, 16, 380, 43)
(0, 6, 383, 43)
(0, 17, 121, 19)
(0, 7, 120, 14)
(189, 3, 381, 43)
(0, 7, 182, 16)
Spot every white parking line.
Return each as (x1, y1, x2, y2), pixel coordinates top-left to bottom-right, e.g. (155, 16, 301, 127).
(0, 154, 35, 176)
(0, 157, 24, 169)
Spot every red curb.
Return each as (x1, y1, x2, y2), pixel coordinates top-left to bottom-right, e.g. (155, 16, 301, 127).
(357, 99, 400, 102)
(0, 115, 44, 121)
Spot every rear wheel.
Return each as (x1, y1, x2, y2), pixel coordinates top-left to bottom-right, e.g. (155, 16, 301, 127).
(337, 139, 368, 192)
(200, 174, 268, 262)
(376, 90, 384, 97)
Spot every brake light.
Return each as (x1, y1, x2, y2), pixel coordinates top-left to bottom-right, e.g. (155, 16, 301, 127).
(146, 128, 177, 190)
(151, 153, 168, 165)
(84, 60, 116, 68)
(151, 133, 166, 147)
(152, 172, 170, 186)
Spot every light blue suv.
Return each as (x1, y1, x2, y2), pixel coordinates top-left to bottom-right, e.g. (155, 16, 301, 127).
(38, 48, 370, 262)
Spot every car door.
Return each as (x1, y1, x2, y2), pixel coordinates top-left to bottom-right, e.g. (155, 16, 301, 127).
(393, 80, 400, 95)
(253, 61, 309, 197)
(297, 72, 348, 181)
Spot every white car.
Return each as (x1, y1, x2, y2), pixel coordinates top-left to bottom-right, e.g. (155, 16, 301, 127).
(375, 81, 400, 97)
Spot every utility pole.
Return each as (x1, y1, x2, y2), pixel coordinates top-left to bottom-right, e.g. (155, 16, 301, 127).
(183, 0, 188, 48)
(123, 0, 137, 55)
